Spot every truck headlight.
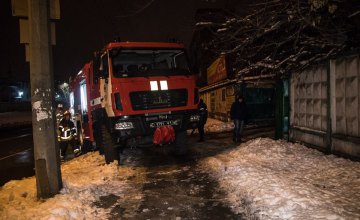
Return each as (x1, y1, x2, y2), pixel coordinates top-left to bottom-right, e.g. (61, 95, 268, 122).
(190, 115, 200, 122)
(115, 121, 134, 130)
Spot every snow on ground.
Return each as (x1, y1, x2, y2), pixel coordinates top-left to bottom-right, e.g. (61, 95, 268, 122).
(189, 118, 234, 135)
(0, 152, 142, 220)
(1, 117, 359, 219)
(205, 118, 234, 133)
(200, 137, 360, 219)
(199, 118, 264, 134)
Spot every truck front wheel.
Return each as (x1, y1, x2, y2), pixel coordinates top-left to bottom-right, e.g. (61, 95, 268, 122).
(93, 121, 105, 155)
(100, 124, 120, 164)
(175, 130, 188, 155)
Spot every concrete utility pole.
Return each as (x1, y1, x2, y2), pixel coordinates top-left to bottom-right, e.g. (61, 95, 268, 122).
(28, 0, 62, 198)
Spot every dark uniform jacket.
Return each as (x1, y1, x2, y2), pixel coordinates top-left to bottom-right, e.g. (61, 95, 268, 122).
(198, 101, 208, 125)
(58, 118, 77, 141)
(230, 101, 247, 120)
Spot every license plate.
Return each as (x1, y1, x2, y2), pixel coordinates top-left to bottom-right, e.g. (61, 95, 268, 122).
(150, 120, 179, 128)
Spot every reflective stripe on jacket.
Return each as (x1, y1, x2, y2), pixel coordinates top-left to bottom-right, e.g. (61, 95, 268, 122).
(58, 119, 76, 141)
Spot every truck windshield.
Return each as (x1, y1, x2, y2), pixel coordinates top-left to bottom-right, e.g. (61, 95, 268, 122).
(110, 48, 192, 78)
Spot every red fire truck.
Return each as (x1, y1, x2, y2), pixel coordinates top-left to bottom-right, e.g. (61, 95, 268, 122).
(69, 41, 200, 164)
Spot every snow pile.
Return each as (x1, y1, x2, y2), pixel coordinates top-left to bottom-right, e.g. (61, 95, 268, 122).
(189, 118, 233, 135)
(205, 118, 234, 133)
(0, 152, 142, 220)
(201, 138, 360, 219)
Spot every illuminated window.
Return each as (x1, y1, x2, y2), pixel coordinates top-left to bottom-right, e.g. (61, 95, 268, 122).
(80, 81, 88, 114)
(69, 92, 75, 116)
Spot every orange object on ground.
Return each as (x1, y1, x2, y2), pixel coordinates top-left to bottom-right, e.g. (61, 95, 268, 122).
(153, 126, 175, 145)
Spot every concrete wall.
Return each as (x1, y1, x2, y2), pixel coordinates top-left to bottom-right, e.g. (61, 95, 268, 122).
(290, 64, 329, 150)
(290, 55, 360, 158)
(330, 55, 360, 157)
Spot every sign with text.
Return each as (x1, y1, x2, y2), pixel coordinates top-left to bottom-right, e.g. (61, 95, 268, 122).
(207, 55, 227, 85)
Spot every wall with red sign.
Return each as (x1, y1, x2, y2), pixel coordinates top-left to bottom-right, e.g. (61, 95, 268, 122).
(207, 55, 227, 85)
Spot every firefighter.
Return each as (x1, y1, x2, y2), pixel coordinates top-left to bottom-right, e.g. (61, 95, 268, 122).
(55, 104, 64, 140)
(58, 110, 81, 160)
(197, 99, 208, 142)
(55, 103, 64, 123)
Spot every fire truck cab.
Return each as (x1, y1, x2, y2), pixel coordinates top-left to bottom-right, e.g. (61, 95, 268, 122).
(69, 41, 200, 164)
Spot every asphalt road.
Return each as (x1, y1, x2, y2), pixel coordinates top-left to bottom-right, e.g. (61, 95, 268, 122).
(0, 126, 35, 186)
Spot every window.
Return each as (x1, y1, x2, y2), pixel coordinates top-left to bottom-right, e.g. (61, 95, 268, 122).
(69, 92, 75, 116)
(110, 48, 191, 78)
(92, 55, 101, 83)
(80, 80, 88, 114)
(226, 85, 235, 96)
(210, 92, 215, 112)
(101, 53, 109, 78)
(222, 89, 226, 101)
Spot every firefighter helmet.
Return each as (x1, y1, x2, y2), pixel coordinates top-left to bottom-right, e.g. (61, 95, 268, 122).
(63, 110, 71, 117)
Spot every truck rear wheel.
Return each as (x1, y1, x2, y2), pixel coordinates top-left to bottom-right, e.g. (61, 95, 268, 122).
(100, 125, 120, 164)
(175, 130, 188, 155)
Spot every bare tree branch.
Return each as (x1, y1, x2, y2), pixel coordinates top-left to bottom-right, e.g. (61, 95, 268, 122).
(195, 0, 360, 79)
(115, 0, 155, 18)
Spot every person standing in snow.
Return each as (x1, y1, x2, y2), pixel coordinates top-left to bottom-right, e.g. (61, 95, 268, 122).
(58, 111, 81, 160)
(197, 99, 208, 142)
(230, 94, 247, 143)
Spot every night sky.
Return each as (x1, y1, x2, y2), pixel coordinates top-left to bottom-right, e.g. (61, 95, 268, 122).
(1, 0, 254, 82)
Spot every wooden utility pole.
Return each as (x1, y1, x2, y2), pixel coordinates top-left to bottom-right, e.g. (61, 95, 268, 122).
(28, 0, 62, 198)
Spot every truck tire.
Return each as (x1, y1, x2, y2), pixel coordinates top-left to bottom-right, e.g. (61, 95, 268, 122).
(78, 124, 91, 153)
(118, 147, 126, 165)
(100, 124, 120, 164)
(175, 130, 188, 155)
(81, 139, 91, 153)
(93, 122, 105, 155)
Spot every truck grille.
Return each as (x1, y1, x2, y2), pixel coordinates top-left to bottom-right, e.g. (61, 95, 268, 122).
(130, 89, 188, 110)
